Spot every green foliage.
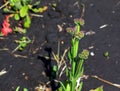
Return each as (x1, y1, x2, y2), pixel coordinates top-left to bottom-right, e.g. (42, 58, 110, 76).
(20, 5, 28, 17)
(16, 86, 28, 91)
(104, 51, 109, 59)
(3, 0, 48, 29)
(24, 14, 31, 28)
(16, 86, 20, 91)
(16, 36, 31, 51)
(57, 17, 89, 91)
(14, 13, 20, 20)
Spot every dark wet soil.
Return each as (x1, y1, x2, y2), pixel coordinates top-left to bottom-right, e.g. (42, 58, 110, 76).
(0, 0, 120, 91)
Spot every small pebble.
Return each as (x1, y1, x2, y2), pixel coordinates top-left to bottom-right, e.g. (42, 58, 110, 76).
(99, 24, 108, 29)
(90, 52, 95, 56)
(61, 41, 64, 44)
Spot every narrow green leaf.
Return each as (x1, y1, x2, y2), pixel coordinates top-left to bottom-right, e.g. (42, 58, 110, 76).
(15, 86, 20, 91)
(73, 40, 79, 58)
(68, 50, 72, 62)
(78, 82, 83, 91)
(59, 81, 66, 91)
(66, 83, 70, 91)
(3, 8, 15, 13)
(20, 6, 28, 17)
(24, 15, 31, 28)
(75, 59, 84, 77)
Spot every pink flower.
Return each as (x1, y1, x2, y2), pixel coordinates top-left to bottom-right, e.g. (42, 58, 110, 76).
(1, 15, 12, 36)
(1, 27, 12, 36)
(2, 20, 10, 27)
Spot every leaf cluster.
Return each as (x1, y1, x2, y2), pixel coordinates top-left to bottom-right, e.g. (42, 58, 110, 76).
(16, 36, 31, 51)
(3, 0, 47, 28)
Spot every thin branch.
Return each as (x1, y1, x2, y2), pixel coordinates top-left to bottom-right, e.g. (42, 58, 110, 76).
(91, 75, 120, 89)
(30, 13, 43, 17)
(0, 1, 9, 10)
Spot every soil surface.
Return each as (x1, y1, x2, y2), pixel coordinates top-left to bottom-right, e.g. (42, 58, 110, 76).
(0, 0, 120, 91)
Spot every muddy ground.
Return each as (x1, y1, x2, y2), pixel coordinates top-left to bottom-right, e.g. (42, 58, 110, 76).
(0, 0, 120, 91)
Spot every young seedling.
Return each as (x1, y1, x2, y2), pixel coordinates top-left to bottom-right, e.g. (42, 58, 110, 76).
(104, 51, 109, 59)
(12, 36, 31, 53)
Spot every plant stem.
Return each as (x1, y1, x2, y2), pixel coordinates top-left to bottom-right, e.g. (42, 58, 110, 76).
(71, 77, 76, 91)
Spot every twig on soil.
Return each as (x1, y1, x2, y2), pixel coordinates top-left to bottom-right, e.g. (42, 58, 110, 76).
(91, 75, 120, 89)
(57, 24, 63, 32)
(0, 36, 9, 40)
(12, 44, 21, 53)
(0, 69, 7, 76)
(74, 1, 80, 8)
(0, 1, 9, 10)
(112, 1, 120, 11)
(85, 30, 95, 35)
(30, 13, 43, 17)
(80, 4, 85, 18)
(13, 54, 28, 58)
(0, 37, 6, 39)
(0, 48, 9, 51)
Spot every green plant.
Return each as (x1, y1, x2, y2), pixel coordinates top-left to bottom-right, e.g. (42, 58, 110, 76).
(3, 0, 47, 28)
(12, 36, 31, 53)
(16, 86, 28, 91)
(55, 17, 89, 91)
(104, 51, 109, 59)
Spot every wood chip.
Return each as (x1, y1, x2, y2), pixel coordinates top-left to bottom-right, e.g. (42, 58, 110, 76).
(85, 30, 95, 35)
(0, 69, 7, 76)
(57, 24, 63, 32)
(99, 24, 108, 29)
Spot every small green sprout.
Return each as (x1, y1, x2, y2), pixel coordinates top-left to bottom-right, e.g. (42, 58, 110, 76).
(12, 36, 31, 53)
(17, 36, 31, 51)
(16, 86, 28, 91)
(104, 51, 109, 59)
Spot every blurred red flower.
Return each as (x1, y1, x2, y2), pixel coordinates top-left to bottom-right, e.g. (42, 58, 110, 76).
(1, 15, 12, 36)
